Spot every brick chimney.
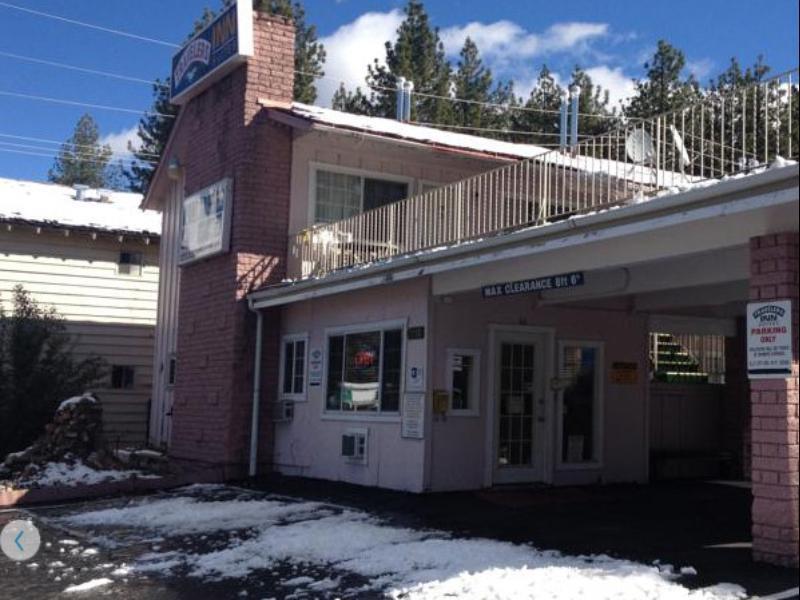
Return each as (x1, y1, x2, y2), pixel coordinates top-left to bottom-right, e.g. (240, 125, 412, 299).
(167, 12, 295, 472)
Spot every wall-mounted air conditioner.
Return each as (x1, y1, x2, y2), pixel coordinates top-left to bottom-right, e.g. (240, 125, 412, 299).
(341, 428, 368, 464)
(272, 400, 294, 423)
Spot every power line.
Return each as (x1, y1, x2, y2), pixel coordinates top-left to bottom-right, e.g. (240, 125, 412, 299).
(0, 144, 159, 166)
(0, 1, 179, 48)
(0, 90, 175, 118)
(0, 132, 161, 160)
(407, 121, 592, 138)
(0, 50, 169, 89)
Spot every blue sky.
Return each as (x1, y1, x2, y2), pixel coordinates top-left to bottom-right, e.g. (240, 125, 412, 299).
(0, 0, 797, 184)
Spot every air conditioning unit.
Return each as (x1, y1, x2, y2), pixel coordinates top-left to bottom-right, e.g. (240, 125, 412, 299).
(272, 400, 294, 423)
(341, 428, 368, 464)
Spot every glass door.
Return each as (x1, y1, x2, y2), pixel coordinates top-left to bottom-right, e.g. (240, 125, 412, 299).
(493, 332, 547, 484)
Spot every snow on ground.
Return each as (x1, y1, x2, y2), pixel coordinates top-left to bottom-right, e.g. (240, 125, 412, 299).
(52, 485, 747, 600)
(18, 459, 154, 488)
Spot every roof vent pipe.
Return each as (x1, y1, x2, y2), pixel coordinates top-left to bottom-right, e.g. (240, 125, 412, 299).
(559, 90, 569, 151)
(73, 184, 89, 201)
(403, 80, 414, 122)
(396, 77, 407, 121)
(569, 85, 581, 149)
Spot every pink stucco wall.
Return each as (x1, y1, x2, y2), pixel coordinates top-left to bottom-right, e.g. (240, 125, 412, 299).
(275, 277, 430, 492)
(276, 275, 650, 493)
(429, 291, 650, 491)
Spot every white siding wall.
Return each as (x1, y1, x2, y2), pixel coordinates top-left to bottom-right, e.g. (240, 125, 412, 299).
(149, 180, 182, 448)
(0, 225, 159, 445)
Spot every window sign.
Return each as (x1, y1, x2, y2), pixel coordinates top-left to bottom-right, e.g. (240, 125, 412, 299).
(406, 366, 425, 392)
(401, 393, 425, 439)
(747, 300, 793, 379)
(171, 1, 254, 104)
(179, 178, 232, 265)
(308, 348, 323, 387)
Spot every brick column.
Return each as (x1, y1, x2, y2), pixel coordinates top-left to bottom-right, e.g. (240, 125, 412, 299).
(168, 13, 295, 473)
(749, 232, 799, 567)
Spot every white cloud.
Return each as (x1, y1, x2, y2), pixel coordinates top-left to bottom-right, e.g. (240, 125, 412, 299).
(440, 21, 609, 63)
(317, 10, 404, 106)
(686, 58, 714, 80)
(100, 126, 140, 156)
(583, 65, 636, 110)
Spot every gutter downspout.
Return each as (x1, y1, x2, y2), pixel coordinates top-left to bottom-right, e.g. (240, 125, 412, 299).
(248, 304, 264, 477)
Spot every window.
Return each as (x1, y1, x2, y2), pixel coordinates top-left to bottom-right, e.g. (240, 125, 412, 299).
(118, 251, 143, 276)
(447, 349, 480, 414)
(280, 335, 307, 398)
(314, 168, 409, 224)
(558, 342, 603, 465)
(325, 325, 403, 413)
(111, 365, 135, 389)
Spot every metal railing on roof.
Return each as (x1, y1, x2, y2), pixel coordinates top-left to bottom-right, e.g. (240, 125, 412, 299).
(291, 69, 798, 279)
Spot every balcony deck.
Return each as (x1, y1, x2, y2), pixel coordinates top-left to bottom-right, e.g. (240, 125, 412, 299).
(290, 70, 798, 280)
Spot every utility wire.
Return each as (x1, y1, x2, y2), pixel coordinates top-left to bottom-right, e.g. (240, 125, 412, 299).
(0, 1, 180, 48)
(0, 2, 621, 122)
(0, 132, 161, 160)
(0, 90, 175, 118)
(0, 50, 169, 89)
(0, 143, 159, 165)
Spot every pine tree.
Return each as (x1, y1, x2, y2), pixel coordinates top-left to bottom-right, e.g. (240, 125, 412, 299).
(331, 83, 374, 115)
(512, 65, 564, 146)
(47, 114, 113, 188)
(127, 1, 326, 193)
(452, 38, 493, 128)
(626, 40, 700, 119)
(256, 0, 326, 103)
(364, 0, 453, 123)
(569, 68, 618, 138)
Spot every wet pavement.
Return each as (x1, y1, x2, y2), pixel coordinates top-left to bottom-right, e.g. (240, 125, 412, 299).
(0, 479, 797, 599)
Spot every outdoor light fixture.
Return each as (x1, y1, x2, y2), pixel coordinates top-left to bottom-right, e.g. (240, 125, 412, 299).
(167, 157, 183, 180)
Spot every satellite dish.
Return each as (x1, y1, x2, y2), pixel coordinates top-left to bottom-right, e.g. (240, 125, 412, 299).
(625, 129, 655, 164)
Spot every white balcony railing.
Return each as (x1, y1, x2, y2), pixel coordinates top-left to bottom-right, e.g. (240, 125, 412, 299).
(291, 69, 798, 279)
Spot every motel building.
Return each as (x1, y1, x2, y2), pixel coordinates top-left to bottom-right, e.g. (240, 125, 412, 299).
(144, 5, 799, 567)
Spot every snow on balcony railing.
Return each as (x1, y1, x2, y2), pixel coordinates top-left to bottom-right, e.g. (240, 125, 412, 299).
(291, 69, 798, 279)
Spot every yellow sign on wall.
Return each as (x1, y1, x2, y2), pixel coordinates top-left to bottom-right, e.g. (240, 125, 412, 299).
(610, 361, 638, 384)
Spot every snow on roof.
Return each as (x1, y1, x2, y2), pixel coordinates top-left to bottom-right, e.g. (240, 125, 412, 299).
(282, 103, 688, 185)
(287, 102, 551, 160)
(0, 177, 160, 236)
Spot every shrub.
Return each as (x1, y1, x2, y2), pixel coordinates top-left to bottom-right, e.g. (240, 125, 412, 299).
(0, 285, 105, 457)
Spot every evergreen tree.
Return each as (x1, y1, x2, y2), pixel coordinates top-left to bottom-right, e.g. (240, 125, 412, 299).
(364, 0, 453, 123)
(47, 114, 113, 188)
(331, 83, 374, 115)
(485, 80, 520, 140)
(626, 40, 700, 119)
(256, 0, 326, 103)
(569, 68, 619, 138)
(127, 1, 326, 193)
(452, 37, 493, 128)
(512, 65, 564, 145)
(0, 286, 105, 456)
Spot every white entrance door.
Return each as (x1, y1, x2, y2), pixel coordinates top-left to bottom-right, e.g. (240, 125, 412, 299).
(492, 331, 549, 484)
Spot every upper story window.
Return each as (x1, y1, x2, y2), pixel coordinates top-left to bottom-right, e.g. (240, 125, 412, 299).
(111, 365, 135, 389)
(314, 168, 409, 224)
(118, 251, 143, 276)
(325, 323, 403, 414)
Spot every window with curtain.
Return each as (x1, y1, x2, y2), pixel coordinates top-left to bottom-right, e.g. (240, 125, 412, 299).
(314, 169, 409, 224)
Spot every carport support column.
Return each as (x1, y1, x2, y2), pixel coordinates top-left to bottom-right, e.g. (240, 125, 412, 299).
(749, 232, 799, 567)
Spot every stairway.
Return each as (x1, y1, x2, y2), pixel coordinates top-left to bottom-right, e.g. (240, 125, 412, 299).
(650, 333, 709, 384)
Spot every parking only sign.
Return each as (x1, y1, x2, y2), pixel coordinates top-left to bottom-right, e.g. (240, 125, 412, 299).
(747, 299, 794, 379)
